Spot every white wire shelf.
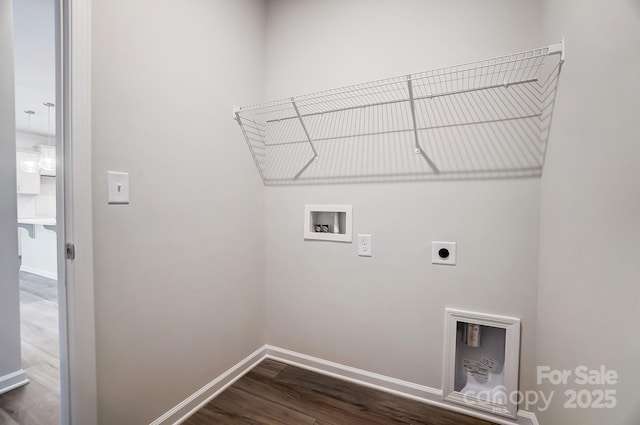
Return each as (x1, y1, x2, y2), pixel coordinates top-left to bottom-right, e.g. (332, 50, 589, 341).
(234, 42, 565, 185)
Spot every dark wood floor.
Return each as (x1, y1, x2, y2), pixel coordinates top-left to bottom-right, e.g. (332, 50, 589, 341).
(185, 359, 497, 425)
(0, 272, 60, 425)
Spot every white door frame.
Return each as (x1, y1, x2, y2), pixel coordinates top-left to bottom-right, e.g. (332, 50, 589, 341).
(57, 0, 97, 424)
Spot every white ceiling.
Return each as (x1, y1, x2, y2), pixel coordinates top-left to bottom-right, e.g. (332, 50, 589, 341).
(13, 0, 56, 136)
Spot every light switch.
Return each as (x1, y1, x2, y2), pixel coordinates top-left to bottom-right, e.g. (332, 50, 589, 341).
(358, 234, 372, 257)
(107, 171, 130, 204)
(432, 241, 456, 265)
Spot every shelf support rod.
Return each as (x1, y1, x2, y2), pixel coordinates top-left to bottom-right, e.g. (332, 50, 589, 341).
(407, 76, 439, 173)
(292, 99, 319, 180)
(266, 78, 538, 124)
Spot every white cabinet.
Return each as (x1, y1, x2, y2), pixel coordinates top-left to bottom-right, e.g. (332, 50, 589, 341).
(38, 145, 56, 177)
(16, 151, 41, 195)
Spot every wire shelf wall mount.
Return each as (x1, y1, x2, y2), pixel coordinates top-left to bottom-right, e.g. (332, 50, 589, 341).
(234, 42, 565, 185)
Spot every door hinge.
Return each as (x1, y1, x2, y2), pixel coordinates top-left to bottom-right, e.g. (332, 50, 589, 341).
(66, 242, 76, 260)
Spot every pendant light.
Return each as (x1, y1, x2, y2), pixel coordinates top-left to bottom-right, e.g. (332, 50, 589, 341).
(38, 102, 56, 172)
(20, 110, 40, 173)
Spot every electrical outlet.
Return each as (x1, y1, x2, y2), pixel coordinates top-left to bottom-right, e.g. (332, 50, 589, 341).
(358, 234, 372, 257)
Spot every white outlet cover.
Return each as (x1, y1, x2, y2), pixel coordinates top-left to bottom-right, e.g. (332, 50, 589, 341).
(432, 241, 456, 265)
(358, 234, 372, 257)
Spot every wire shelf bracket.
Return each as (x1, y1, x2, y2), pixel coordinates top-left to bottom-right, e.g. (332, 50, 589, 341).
(408, 75, 439, 173)
(291, 99, 319, 179)
(234, 41, 565, 185)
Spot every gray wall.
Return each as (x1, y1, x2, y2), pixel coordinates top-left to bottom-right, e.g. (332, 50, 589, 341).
(0, 0, 23, 388)
(87, 1, 640, 423)
(91, 1, 266, 423)
(264, 0, 543, 393)
(537, 0, 640, 424)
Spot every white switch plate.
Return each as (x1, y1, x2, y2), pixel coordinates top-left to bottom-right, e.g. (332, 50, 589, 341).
(432, 241, 456, 265)
(358, 234, 372, 257)
(107, 171, 130, 204)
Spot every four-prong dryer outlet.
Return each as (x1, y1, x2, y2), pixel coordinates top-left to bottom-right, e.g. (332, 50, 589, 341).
(432, 241, 456, 265)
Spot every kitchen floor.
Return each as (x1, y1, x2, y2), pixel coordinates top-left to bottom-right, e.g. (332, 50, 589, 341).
(0, 272, 59, 425)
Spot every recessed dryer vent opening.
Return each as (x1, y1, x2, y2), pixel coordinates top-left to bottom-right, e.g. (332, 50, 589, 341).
(443, 308, 521, 419)
(454, 323, 506, 394)
(234, 42, 565, 185)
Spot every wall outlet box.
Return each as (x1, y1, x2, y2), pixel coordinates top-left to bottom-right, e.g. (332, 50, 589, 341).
(432, 241, 456, 265)
(358, 234, 372, 257)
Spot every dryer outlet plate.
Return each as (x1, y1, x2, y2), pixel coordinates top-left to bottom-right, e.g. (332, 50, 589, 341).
(432, 241, 456, 265)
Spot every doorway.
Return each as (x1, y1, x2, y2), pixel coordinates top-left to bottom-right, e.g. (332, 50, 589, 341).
(0, 0, 64, 424)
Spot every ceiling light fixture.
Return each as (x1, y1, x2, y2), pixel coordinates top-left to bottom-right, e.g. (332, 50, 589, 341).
(20, 110, 40, 174)
(38, 102, 56, 173)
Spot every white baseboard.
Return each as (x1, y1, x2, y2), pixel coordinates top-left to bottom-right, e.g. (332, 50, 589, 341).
(0, 369, 29, 396)
(264, 345, 538, 425)
(150, 345, 539, 425)
(518, 411, 540, 425)
(149, 346, 266, 425)
(20, 265, 57, 280)
(264, 345, 442, 400)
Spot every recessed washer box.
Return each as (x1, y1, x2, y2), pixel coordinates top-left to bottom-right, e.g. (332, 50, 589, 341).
(304, 204, 352, 242)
